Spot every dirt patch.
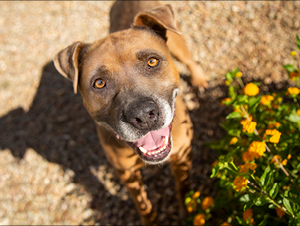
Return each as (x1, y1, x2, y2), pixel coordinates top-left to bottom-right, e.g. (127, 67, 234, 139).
(0, 1, 299, 225)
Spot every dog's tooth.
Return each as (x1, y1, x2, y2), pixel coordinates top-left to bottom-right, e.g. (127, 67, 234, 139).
(139, 146, 148, 154)
(164, 136, 169, 145)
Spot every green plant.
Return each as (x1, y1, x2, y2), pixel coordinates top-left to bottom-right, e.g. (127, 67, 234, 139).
(185, 35, 300, 226)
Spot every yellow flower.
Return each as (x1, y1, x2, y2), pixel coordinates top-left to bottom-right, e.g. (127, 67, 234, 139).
(297, 109, 300, 116)
(260, 95, 274, 105)
(241, 116, 257, 134)
(233, 176, 248, 192)
(277, 97, 283, 103)
(243, 83, 259, 96)
(187, 199, 197, 213)
(289, 70, 300, 80)
(243, 209, 255, 224)
(287, 87, 300, 95)
(291, 51, 297, 57)
(221, 97, 232, 105)
(287, 154, 292, 159)
(271, 155, 282, 165)
(271, 155, 288, 166)
(236, 72, 243, 78)
(221, 97, 231, 105)
(234, 105, 247, 117)
(264, 129, 281, 144)
(201, 196, 214, 211)
(193, 213, 206, 226)
(192, 191, 201, 199)
(229, 137, 238, 145)
(239, 163, 257, 173)
(225, 80, 231, 86)
(248, 141, 266, 158)
(243, 209, 253, 220)
(187, 206, 194, 213)
(268, 122, 281, 129)
(212, 160, 218, 167)
(282, 159, 288, 165)
(242, 150, 254, 162)
(220, 223, 231, 226)
(243, 141, 266, 162)
(275, 207, 285, 218)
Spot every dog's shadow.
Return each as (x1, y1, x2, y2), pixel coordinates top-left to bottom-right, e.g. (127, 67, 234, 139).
(0, 61, 137, 223)
(0, 60, 221, 224)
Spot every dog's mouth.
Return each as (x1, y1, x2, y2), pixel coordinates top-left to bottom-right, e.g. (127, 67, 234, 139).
(126, 123, 172, 164)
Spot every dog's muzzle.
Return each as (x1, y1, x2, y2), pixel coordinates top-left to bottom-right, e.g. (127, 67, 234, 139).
(120, 98, 173, 164)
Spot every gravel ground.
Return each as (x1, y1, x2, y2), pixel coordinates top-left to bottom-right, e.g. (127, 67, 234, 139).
(0, 1, 299, 225)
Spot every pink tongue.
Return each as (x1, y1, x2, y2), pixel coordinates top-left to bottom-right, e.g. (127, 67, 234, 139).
(134, 126, 170, 151)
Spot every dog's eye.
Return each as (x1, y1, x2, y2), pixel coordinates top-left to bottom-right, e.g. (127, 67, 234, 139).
(94, 79, 106, 89)
(147, 58, 159, 67)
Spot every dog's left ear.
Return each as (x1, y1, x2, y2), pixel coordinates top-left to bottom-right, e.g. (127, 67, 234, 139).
(53, 42, 87, 94)
(133, 4, 181, 41)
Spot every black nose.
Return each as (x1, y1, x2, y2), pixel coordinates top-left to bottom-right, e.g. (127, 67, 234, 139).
(125, 100, 159, 130)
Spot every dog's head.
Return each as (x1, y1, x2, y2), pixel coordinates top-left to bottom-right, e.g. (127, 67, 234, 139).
(54, 5, 181, 164)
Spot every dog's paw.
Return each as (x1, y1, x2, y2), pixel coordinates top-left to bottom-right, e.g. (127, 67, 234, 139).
(141, 211, 159, 226)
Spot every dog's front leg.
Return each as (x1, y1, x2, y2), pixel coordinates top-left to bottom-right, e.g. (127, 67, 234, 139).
(116, 168, 158, 225)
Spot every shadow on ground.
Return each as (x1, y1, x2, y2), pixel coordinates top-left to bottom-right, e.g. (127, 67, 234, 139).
(0, 60, 229, 224)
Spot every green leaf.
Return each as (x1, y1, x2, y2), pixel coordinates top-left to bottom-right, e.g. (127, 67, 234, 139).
(283, 64, 295, 73)
(224, 147, 240, 162)
(249, 96, 262, 108)
(248, 96, 262, 114)
(258, 214, 269, 226)
(240, 194, 250, 202)
(296, 34, 300, 51)
(285, 195, 300, 207)
(260, 165, 272, 188)
(185, 197, 192, 205)
(211, 164, 220, 178)
(235, 216, 243, 225)
(243, 201, 255, 211)
(228, 128, 241, 137)
(232, 67, 240, 77)
(229, 86, 237, 99)
(226, 111, 242, 120)
(255, 195, 269, 206)
(225, 72, 233, 81)
(228, 161, 238, 172)
(268, 183, 279, 199)
(241, 194, 256, 211)
(236, 95, 248, 104)
(283, 197, 294, 215)
(286, 112, 300, 123)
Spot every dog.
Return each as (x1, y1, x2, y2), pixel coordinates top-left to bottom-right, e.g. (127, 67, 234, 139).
(54, 1, 207, 224)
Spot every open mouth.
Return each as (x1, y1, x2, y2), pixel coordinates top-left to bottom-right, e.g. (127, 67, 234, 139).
(126, 123, 172, 164)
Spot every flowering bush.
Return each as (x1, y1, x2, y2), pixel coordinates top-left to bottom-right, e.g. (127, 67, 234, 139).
(185, 35, 300, 225)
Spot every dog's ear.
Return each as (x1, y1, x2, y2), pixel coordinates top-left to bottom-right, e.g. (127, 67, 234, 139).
(53, 42, 87, 94)
(133, 4, 181, 41)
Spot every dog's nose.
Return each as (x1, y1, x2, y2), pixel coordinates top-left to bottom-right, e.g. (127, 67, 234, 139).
(125, 100, 159, 130)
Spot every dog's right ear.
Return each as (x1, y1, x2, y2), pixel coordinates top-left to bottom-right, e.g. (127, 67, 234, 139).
(133, 4, 181, 42)
(53, 42, 86, 94)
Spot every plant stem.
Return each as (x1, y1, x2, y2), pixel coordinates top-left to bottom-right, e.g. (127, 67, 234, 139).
(241, 106, 291, 176)
(264, 144, 290, 177)
(247, 181, 294, 218)
(237, 77, 245, 89)
(241, 106, 300, 192)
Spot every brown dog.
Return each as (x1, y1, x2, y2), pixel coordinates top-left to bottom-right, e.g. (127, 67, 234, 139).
(54, 1, 206, 224)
